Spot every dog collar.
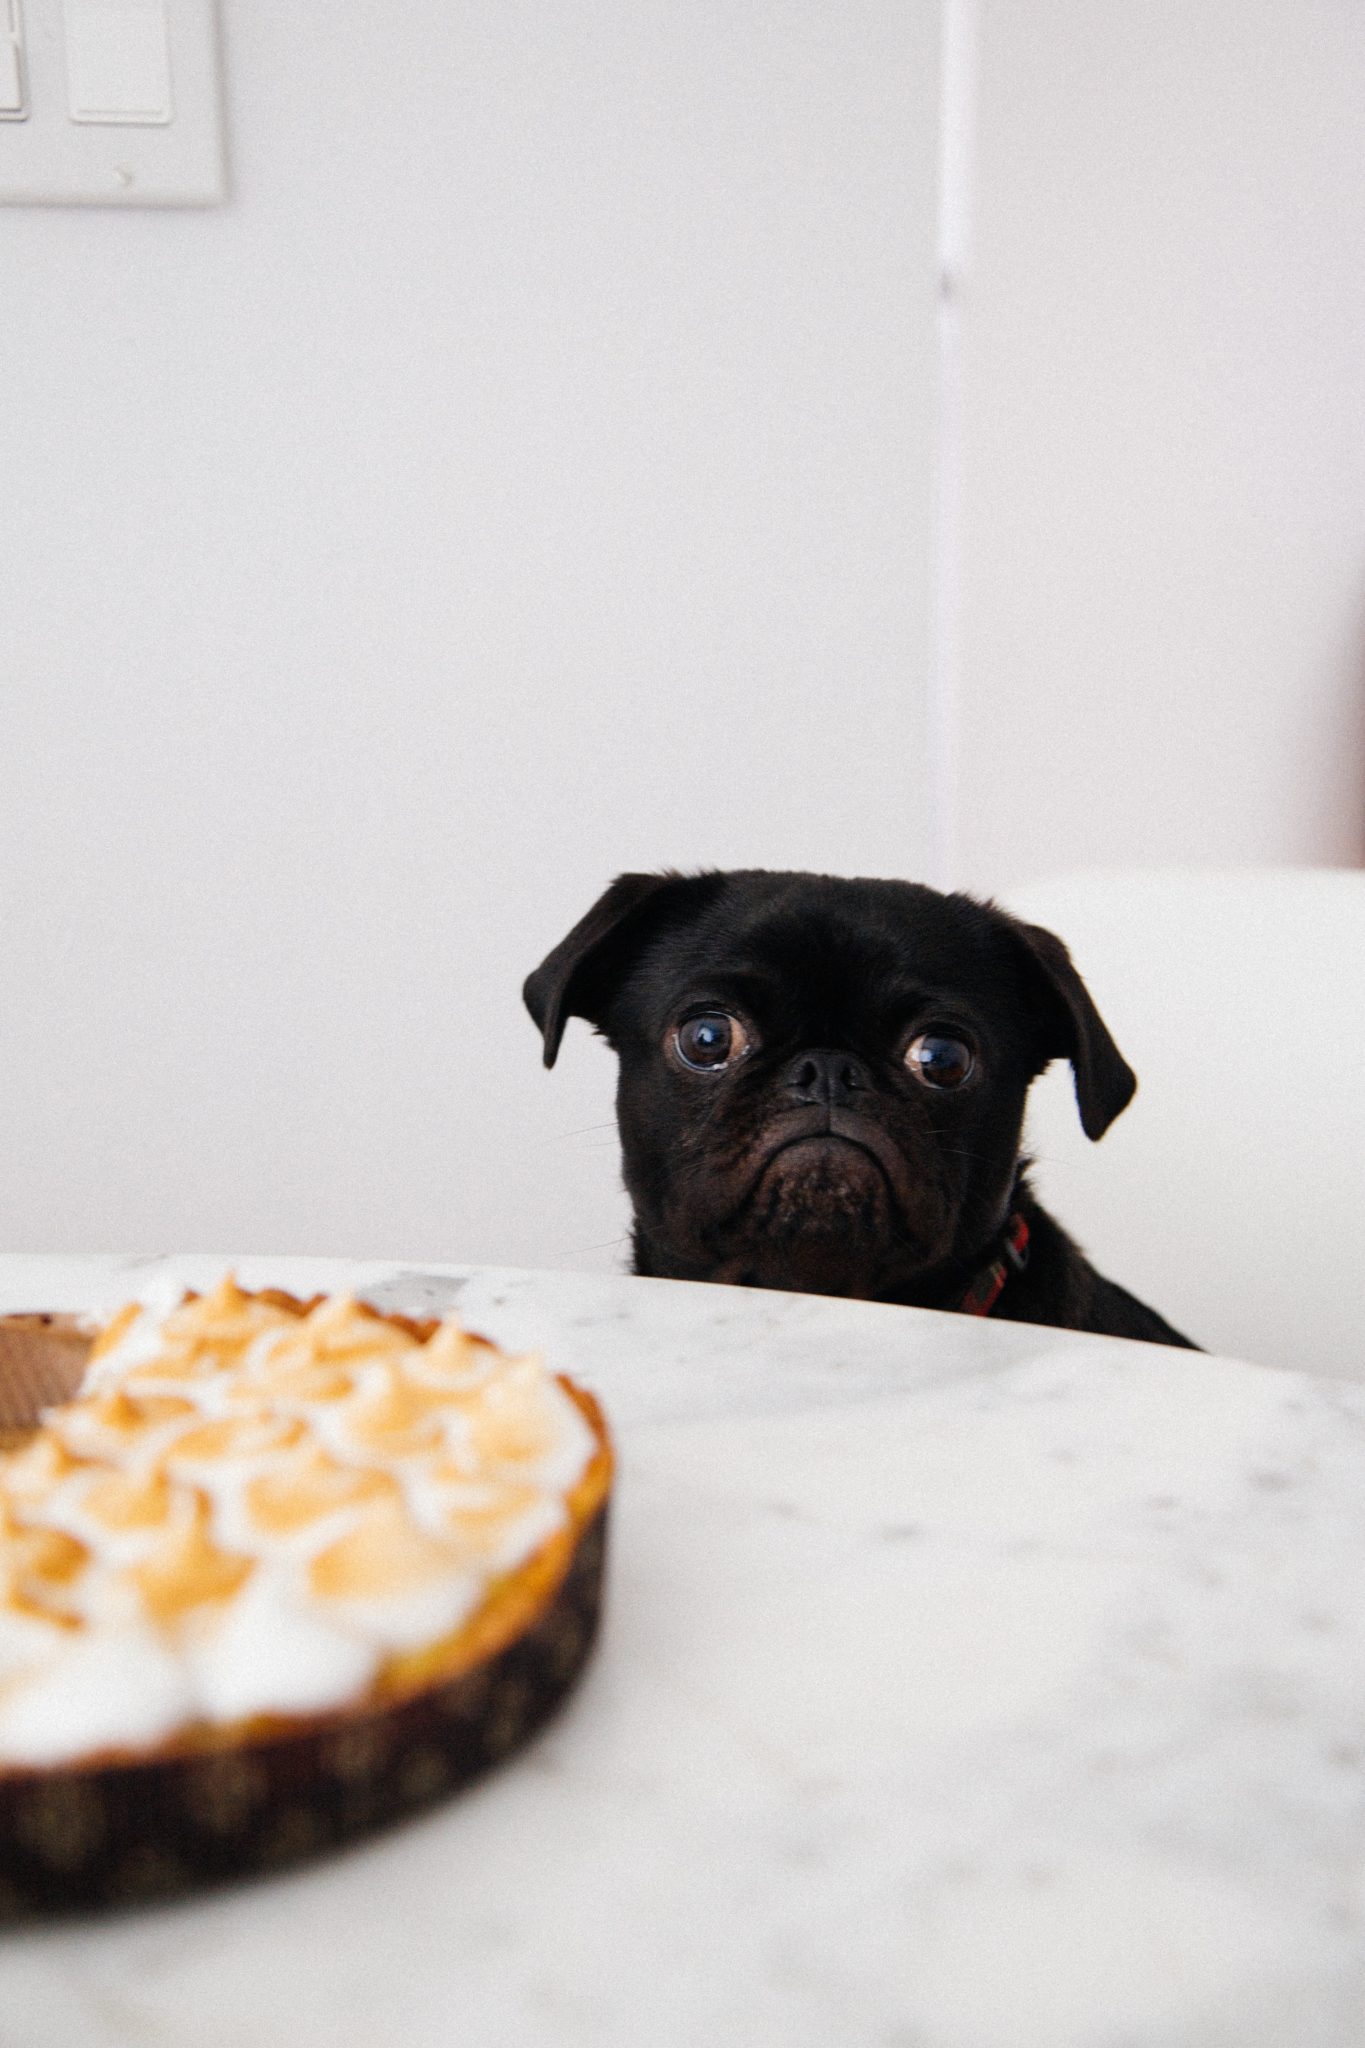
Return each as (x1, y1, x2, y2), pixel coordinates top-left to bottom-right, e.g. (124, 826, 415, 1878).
(956, 1211, 1030, 1317)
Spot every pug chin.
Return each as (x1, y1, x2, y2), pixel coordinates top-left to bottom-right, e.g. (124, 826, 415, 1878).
(751, 1134, 889, 1229)
(720, 1137, 901, 1297)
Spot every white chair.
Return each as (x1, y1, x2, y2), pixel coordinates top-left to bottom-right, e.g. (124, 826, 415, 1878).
(999, 869, 1365, 1380)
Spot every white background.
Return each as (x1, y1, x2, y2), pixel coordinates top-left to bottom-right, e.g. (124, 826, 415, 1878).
(955, 0, 1365, 891)
(1, 0, 1363, 1267)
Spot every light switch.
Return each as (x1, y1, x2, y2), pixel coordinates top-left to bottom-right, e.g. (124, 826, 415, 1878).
(0, 0, 27, 119)
(65, 0, 171, 124)
(0, 0, 221, 202)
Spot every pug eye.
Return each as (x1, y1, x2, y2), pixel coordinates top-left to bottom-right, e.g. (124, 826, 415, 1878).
(904, 1032, 975, 1090)
(672, 1012, 750, 1072)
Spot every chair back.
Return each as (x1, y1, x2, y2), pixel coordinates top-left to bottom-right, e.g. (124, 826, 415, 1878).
(1001, 870, 1365, 1379)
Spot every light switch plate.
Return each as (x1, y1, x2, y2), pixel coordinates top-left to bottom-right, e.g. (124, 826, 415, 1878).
(0, 0, 223, 204)
(0, 0, 28, 117)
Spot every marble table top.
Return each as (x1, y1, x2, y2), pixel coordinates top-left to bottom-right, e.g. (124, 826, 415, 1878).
(0, 1253, 1363, 2047)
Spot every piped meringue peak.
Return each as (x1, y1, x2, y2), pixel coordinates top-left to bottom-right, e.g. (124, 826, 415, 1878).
(0, 1278, 606, 1769)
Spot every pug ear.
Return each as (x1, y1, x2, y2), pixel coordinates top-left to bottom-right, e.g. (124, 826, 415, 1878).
(1006, 915, 1136, 1140)
(524, 871, 695, 1068)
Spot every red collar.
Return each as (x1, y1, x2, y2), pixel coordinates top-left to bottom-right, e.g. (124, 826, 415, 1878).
(955, 1212, 1030, 1317)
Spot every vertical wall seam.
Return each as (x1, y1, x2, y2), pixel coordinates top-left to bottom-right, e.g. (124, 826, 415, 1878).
(926, 0, 975, 889)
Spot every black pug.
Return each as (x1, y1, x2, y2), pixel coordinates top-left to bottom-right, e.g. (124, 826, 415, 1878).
(524, 869, 1197, 1348)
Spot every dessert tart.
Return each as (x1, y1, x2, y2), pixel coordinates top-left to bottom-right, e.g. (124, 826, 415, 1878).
(0, 1279, 612, 1916)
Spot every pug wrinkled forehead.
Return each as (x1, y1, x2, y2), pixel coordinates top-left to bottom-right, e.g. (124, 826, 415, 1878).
(524, 869, 1193, 1347)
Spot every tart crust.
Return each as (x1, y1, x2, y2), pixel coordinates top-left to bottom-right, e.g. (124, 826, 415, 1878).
(0, 1295, 612, 1916)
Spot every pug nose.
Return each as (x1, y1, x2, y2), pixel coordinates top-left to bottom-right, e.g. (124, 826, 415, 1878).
(783, 1049, 870, 1108)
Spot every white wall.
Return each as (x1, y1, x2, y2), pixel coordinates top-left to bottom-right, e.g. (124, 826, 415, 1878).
(0, 3, 942, 1261)
(954, 0, 1365, 892)
(4, 0, 1364, 1272)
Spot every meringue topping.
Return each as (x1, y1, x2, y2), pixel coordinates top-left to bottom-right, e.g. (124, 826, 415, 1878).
(0, 1278, 600, 1767)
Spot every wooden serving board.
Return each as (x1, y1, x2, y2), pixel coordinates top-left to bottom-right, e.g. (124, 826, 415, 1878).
(0, 1314, 93, 1449)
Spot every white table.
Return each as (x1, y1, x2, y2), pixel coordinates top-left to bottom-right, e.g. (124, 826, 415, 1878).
(1, 1254, 1363, 2047)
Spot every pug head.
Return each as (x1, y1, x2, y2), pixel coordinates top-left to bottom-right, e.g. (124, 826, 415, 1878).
(524, 870, 1134, 1301)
